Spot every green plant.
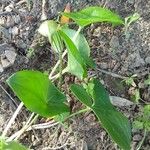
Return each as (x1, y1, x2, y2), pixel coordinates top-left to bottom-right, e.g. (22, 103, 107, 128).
(123, 74, 137, 87)
(133, 105, 150, 150)
(123, 74, 141, 103)
(124, 13, 140, 38)
(3, 6, 131, 150)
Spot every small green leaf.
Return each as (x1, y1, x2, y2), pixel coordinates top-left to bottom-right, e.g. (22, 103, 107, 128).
(125, 13, 140, 27)
(59, 30, 87, 79)
(0, 138, 29, 150)
(131, 89, 140, 103)
(144, 105, 150, 116)
(70, 84, 93, 107)
(63, 6, 124, 27)
(70, 79, 131, 150)
(62, 28, 95, 68)
(133, 120, 144, 129)
(7, 70, 69, 117)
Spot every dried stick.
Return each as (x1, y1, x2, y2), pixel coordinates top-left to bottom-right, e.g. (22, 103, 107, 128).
(2, 102, 24, 137)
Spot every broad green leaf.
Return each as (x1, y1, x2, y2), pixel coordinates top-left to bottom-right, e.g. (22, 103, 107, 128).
(62, 28, 95, 68)
(7, 70, 69, 117)
(63, 6, 124, 27)
(70, 79, 131, 150)
(59, 30, 87, 79)
(0, 138, 29, 150)
(93, 107, 131, 150)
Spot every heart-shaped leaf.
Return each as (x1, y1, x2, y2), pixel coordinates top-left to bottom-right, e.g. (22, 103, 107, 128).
(7, 70, 69, 117)
(70, 79, 131, 150)
(62, 6, 124, 27)
(62, 28, 95, 68)
(59, 30, 87, 79)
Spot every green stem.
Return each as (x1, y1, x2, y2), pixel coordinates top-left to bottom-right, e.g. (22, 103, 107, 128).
(137, 129, 147, 150)
(57, 33, 63, 87)
(14, 114, 39, 141)
(66, 107, 90, 120)
(51, 67, 68, 81)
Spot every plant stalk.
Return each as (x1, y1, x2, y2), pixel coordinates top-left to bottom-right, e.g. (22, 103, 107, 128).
(66, 107, 90, 119)
(2, 102, 24, 138)
(137, 129, 147, 150)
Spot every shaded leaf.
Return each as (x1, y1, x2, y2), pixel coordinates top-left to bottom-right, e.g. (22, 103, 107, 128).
(62, 28, 95, 68)
(59, 30, 87, 79)
(7, 70, 69, 117)
(70, 79, 131, 150)
(63, 6, 124, 27)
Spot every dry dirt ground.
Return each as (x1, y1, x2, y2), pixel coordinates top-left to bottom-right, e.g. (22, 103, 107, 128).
(0, 0, 150, 150)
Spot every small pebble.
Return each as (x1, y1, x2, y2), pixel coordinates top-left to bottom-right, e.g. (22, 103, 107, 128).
(145, 56, 150, 64)
(1, 56, 10, 68)
(10, 26, 19, 36)
(5, 50, 17, 64)
(6, 16, 15, 27)
(14, 15, 21, 24)
(133, 134, 142, 141)
(109, 36, 120, 48)
(0, 64, 4, 73)
(93, 27, 101, 37)
(100, 62, 108, 69)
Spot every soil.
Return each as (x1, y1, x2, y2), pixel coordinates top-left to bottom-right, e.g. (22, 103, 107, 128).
(0, 0, 150, 150)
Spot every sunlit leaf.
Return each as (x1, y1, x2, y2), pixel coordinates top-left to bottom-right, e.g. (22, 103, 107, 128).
(70, 79, 131, 150)
(62, 28, 95, 68)
(62, 6, 124, 27)
(7, 70, 69, 117)
(59, 30, 87, 79)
